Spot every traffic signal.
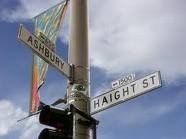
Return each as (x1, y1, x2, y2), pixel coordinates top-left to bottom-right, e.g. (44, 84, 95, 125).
(38, 105, 73, 139)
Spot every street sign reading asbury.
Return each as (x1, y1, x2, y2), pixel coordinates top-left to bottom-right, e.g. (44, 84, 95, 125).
(90, 71, 162, 115)
(18, 25, 71, 78)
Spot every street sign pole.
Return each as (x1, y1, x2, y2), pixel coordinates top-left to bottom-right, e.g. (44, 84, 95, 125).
(67, 0, 90, 139)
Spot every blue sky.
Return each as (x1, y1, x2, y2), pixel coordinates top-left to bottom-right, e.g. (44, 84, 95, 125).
(0, 0, 186, 139)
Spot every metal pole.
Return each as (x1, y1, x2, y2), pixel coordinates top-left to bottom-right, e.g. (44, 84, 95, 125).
(67, 0, 90, 139)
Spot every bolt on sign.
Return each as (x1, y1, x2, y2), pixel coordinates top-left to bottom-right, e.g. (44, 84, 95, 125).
(90, 71, 162, 115)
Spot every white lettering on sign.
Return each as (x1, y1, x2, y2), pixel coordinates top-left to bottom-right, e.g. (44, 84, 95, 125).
(91, 71, 162, 115)
(111, 74, 135, 89)
(17, 25, 71, 78)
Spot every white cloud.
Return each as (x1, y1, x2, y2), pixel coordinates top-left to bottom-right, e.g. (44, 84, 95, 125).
(0, 6, 28, 22)
(1, 0, 186, 81)
(116, 102, 173, 125)
(0, 100, 26, 136)
(89, 0, 186, 80)
(18, 116, 41, 139)
(97, 89, 186, 127)
(0, 100, 41, 139)
(0, 0, 61, 22)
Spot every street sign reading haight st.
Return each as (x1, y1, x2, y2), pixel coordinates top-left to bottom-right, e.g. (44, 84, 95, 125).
(17, 25, 71, 78)
(90, 71, 162, 115)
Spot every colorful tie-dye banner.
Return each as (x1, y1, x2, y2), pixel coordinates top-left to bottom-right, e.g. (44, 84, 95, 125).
(29, 0, 68, 114)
